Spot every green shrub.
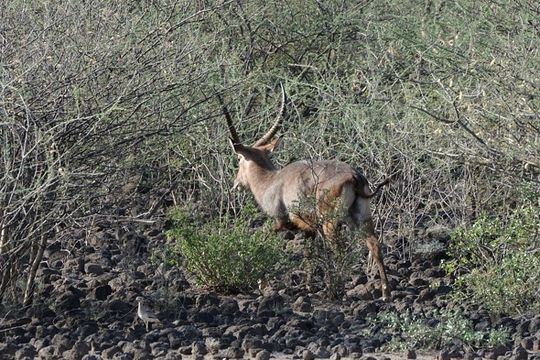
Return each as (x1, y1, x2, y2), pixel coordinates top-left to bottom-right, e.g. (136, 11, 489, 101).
(289, 194, 369, 300)
(372, 310, 510, 351)
(453, 251, 540, 315)
(164, 204, 287, 293)
(444, 204, 540, 314)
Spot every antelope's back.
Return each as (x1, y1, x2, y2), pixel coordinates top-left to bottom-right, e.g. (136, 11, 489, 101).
(278, 160, 360, 206)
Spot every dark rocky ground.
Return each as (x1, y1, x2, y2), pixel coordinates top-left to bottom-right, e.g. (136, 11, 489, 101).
(1, 216, 539, 360)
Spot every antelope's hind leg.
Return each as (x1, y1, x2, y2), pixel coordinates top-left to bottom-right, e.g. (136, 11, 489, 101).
(321, 184, 356, 246)
(365, 232, 391, 301)
(351, 198, 392, 302)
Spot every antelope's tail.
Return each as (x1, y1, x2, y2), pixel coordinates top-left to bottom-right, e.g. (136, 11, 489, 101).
(355, 174, 390, 199)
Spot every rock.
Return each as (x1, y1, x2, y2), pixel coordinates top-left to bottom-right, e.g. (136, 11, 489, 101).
(107, 299, 132, 314)
(94, 284, 113, 300)
(178, 346, 192, 355)
(286, 318, 315, 331)
(257, 293, 286, 316)
(205, 338, 220, 354)
(288, 270, 308, 286)
(26, 306, 56, 321)
(82, 355, 101, 360)
(188, 308, 216, 324)
(330, 354, 341, 360)
(15, 344, 36, 360)
(175, 325, 201, 341)
(511, 345, 529, 360)
(37, 345, 56, 359)
(55, 293, 81, 311)
(529, 316, 540, 333)
(346, 284, 373, 300)
(266, 317, 284, 332)
(352, 302, 378, 318)
(332, 344, 349, 357)
(474, 318, 491, 332)
(494, 316, 517, 330)
(0, 343, 16, 359)
(293, 296, 312, 312)
(313, 309, 345, 327)
(133, 349, 152, 360)
(318, 337, 330, 347)
(220, 298, 240, 315)
(62, 341, 90, 360)
(255, 350, 271, 360)
(516, 320, 531, 337)
(133, 270, 147, 280)
(521, 336, 535, 350)
(225, 347, 244, 359)
(107, 273, 133, 292)
(447, 344, 464, 358)
(195, 293, 220, 308)
(75, 321, 99, 338)
(534, 339, 540, 351)
(248, 322, 270, 336)
(121, 341, 138, 354)
(85, 263, 104, 275)
(167, 331, 182, 348)
(303, 349, 315, 360)
(242, 337, 264, 351)
(423, 267, 445, 278)
(343, 339, 362, 355)
(112, 353, 132, 360)
(191, 341, 207, 356)
(409, 272, 429, 287)
(101, 346, 120, 359)
(425, 225, 451, 241)
(30, 337, 47, 351)
(247, 348, 261, 357)
(490, 344, 510, 358)
(317, 347, 331, 358)
(150, 341, 168, 356)
(417, 287, 434, 302)
(284, 335, 301, 349)
(51, 333, 74, 354)
(437, 349, 450, 360)
(163, 352, 182, 360)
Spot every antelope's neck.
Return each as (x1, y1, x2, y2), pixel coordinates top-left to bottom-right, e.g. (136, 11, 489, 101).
(247, 165, 279, 209)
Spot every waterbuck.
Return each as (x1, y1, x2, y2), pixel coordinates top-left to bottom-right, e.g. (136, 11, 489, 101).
(218, 84, 391, 301)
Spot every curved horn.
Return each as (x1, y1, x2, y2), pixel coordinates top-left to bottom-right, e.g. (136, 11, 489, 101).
(253, 82, 286, 146)
(216, 92, 241, 144)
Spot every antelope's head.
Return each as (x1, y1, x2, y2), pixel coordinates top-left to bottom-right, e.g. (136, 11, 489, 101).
(218, 84, 287, 190)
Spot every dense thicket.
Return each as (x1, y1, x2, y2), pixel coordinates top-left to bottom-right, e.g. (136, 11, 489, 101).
(1, 0, 538, 306)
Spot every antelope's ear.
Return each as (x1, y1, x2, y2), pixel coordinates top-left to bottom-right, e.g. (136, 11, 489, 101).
(229, 138, 249, 161)
(228, 137, 243, 153)
(265, 137, 282, 153)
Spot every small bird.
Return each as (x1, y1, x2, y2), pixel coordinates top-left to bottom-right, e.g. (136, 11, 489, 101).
(136, 296, 161, 331)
